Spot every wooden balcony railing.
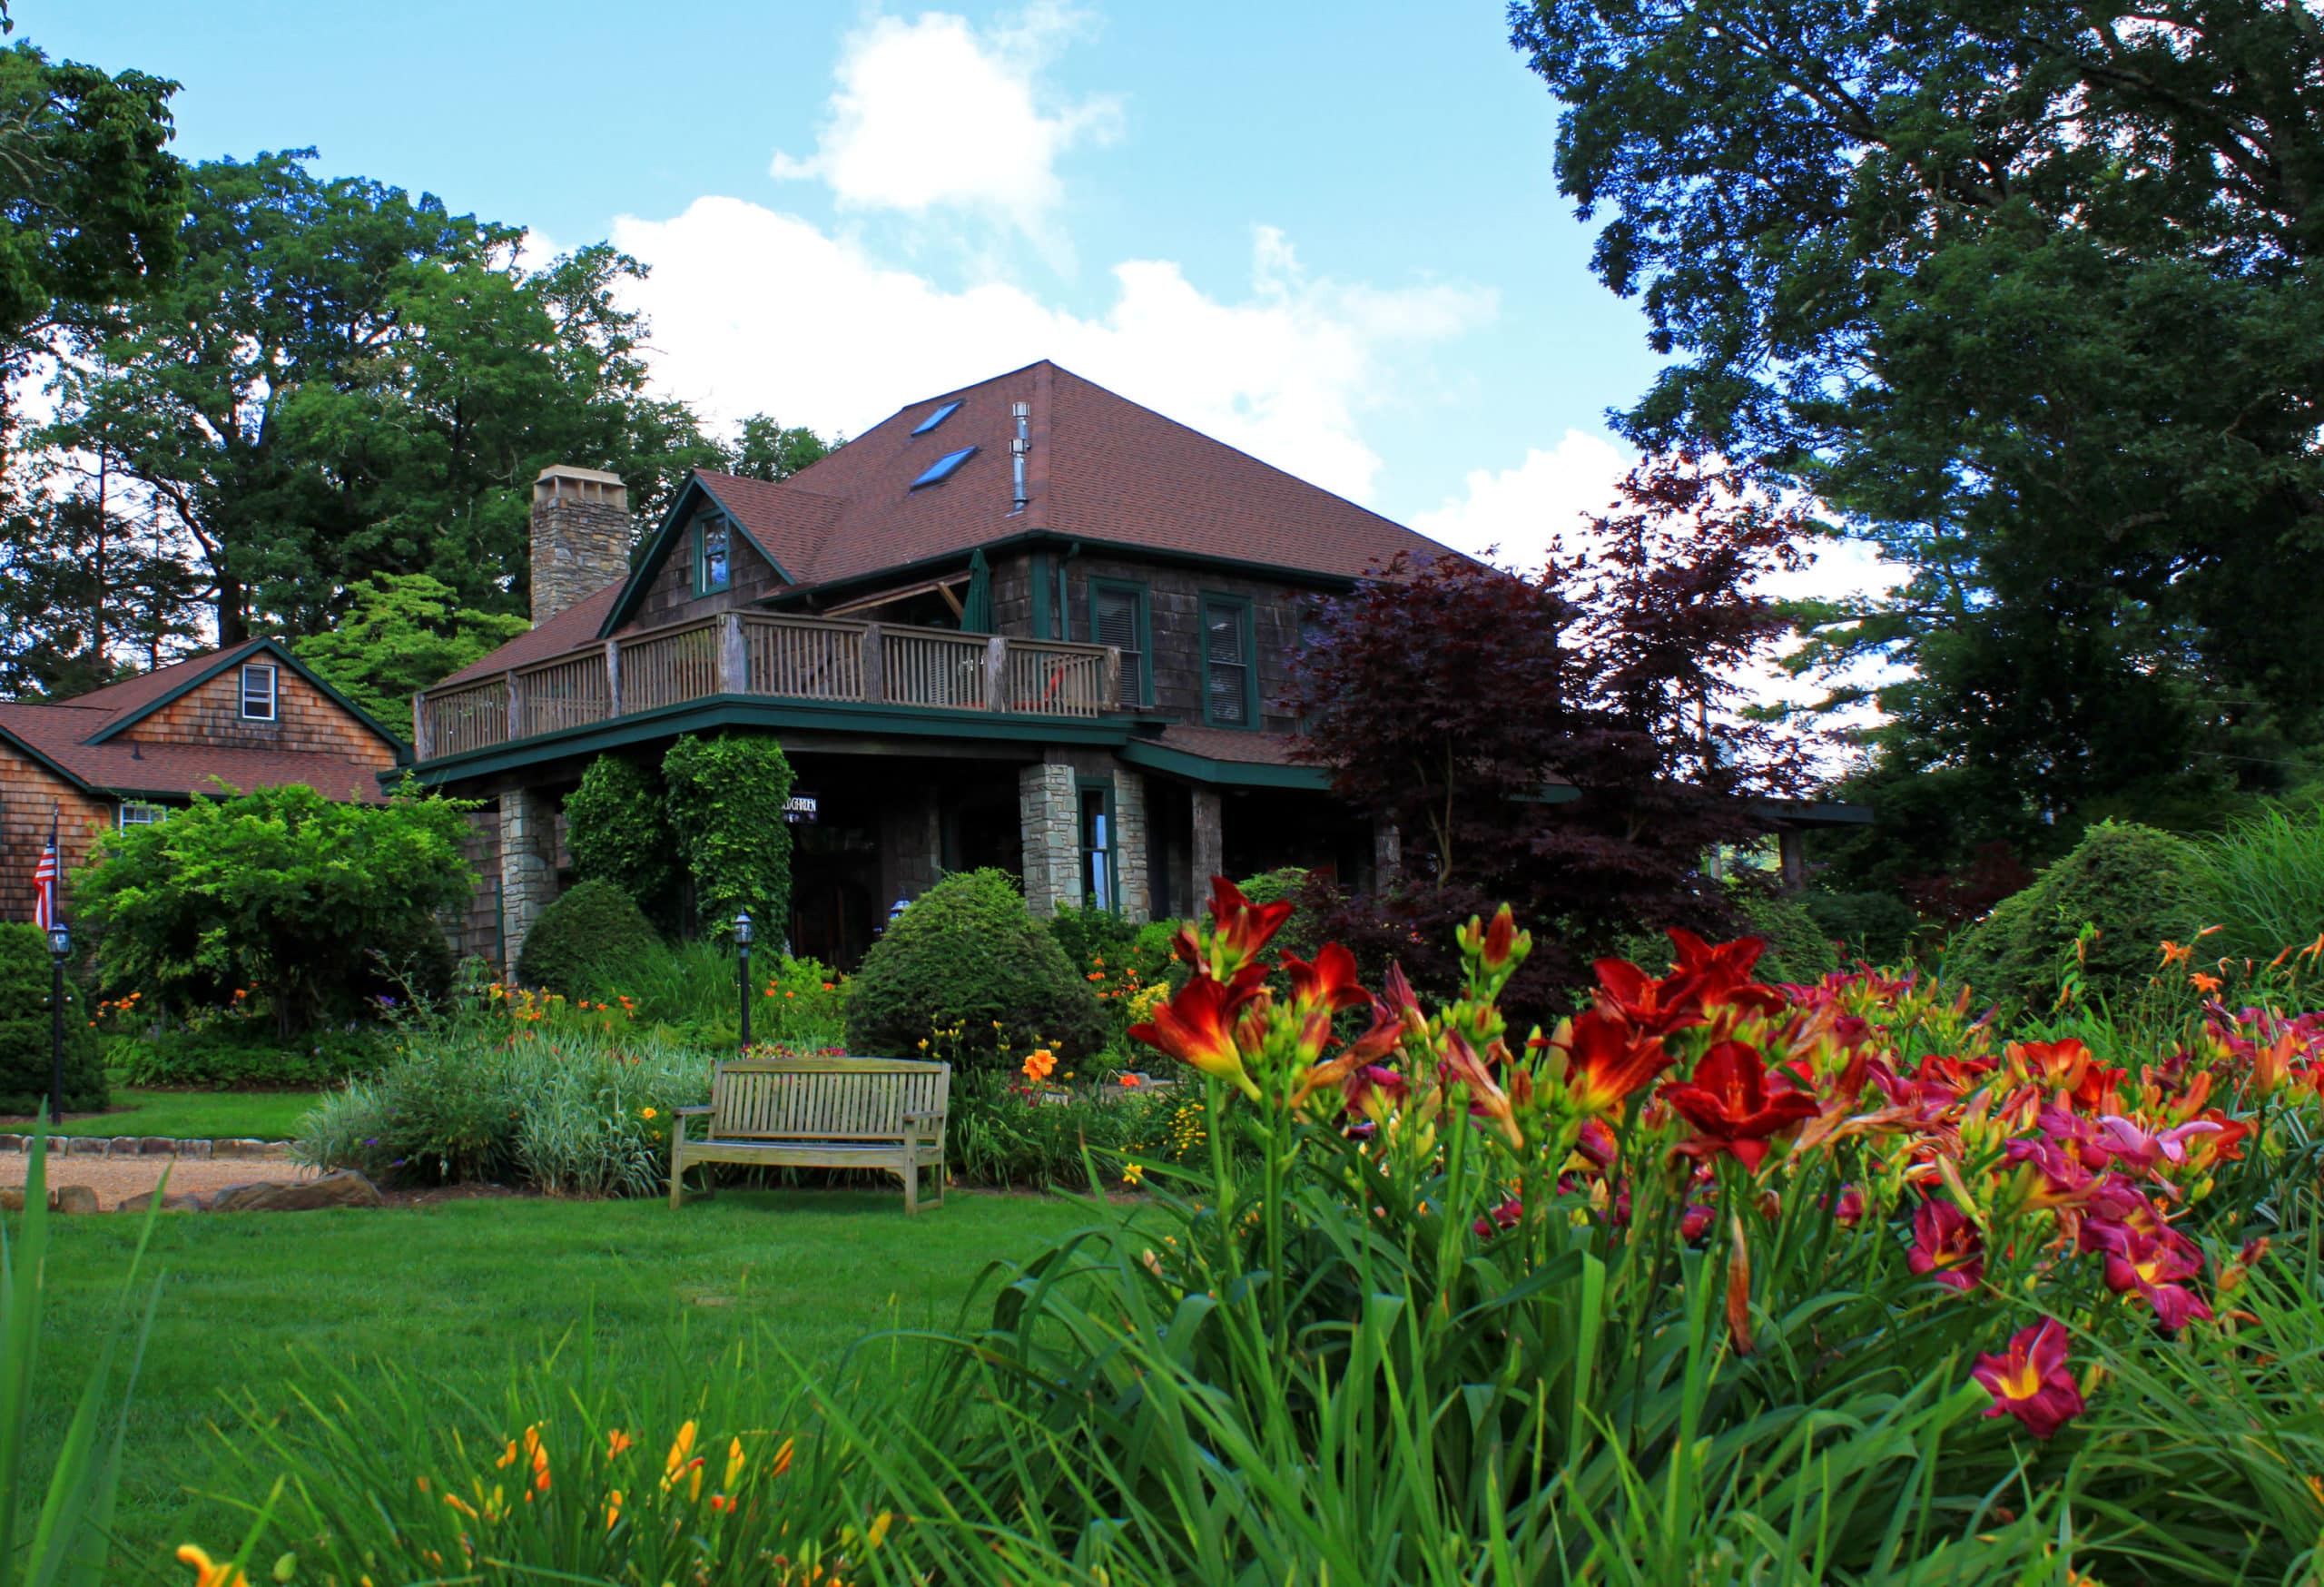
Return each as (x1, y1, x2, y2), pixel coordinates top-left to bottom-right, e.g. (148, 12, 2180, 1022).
(412, 611, 1120, 761)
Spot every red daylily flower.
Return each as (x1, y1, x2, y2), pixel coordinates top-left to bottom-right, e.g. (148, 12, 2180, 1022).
(2084, 1220, 2213, 1330)
(1129, 978, 1261, 1099)
(1440, 1030, 1521, 1147)
(1590, 959, 1709, 1040)
(1197, 874, 1294, 986)
(1660, 1040, 1821, 1171)
(1536, 1009, 1675, 1117)
(1973, 1318, 2084, 1439)
(1906, 1199, 1984, 1293)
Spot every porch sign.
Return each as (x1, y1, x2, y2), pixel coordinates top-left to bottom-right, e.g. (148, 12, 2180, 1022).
(784, 794, 819, 823)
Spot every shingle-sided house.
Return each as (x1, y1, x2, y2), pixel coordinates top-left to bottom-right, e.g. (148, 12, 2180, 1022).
(409, 359, 1865, 970)
(0, 640, 410, 921)
(409, 360, 1462, 968)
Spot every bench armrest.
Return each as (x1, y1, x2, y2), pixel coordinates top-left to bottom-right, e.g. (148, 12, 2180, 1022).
(901, 1109, 944, 1121)
(674, 1106, 714, 1117)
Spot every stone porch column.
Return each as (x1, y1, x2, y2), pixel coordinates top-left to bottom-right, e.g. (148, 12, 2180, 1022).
(499, 786, 558, 971)
(1114, 768, 1150, 924)
(1374, 820, 1402, 891)
(1189, 786, 1222, 907)
(1018, 759, 1079, 917)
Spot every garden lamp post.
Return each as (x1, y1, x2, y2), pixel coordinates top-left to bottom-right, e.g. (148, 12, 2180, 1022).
(46, 922, 70, 1123)
(734, 912, 753, 1055)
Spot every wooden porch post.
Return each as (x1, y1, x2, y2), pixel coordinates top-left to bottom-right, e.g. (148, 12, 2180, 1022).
(719, 612, 746, 695)
(605, 638, 623, 718)
(411, 691, 432, 760)
(862, 623, 885, 704)
(986, 635, 1009, 711)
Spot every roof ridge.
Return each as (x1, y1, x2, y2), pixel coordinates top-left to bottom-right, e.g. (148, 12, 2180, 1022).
(1046, 362, 1446, 551)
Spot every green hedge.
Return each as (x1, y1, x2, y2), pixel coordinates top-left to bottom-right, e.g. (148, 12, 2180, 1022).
(1735, 890, 1842, 985)
(846, 869, 1107, 1063)
(0, 923, 106, 1115)
(1801, 890, 1921, 965)
(517, 879, 665, 998)
(109, 1023, 391, 1089)
(1946, 819, 2203, 1009)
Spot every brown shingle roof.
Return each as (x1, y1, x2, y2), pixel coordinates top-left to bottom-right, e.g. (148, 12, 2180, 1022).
(451, 360, 1465, 685)
(713, 360, 1459, 590)
(1151, 724, 1307, 766)
(0, 702, 389, 803)
(436, 581, 622, 689)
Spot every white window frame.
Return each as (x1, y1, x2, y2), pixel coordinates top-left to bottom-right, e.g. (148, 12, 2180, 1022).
(240, 662, 278, 721)
(117, 801, 168, 830)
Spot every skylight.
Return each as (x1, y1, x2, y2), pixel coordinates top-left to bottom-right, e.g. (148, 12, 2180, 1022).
(911, 400, 963, 436)
(911, 446, 977, 489)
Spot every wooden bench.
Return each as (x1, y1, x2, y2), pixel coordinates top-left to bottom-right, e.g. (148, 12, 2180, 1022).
(667, 1057, 951, 1215)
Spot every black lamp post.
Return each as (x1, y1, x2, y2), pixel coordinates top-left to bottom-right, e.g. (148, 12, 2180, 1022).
(734, 911, 753, 1056)
(46, 922, 70, 1124)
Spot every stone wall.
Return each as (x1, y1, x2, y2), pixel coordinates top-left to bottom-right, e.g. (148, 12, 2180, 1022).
(1017, 759, 1079, 917)
(1113, 767, 1149, 924)
(498, 786, 559, 968)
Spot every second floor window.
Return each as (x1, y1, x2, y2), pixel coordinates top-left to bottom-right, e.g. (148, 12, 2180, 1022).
(240, 662, 277, 720)
(1202, 595, 1255, 727)
(695, 515, 731, 594)
(118, 802, 168, 829)
(1091, 580, 1149, 708)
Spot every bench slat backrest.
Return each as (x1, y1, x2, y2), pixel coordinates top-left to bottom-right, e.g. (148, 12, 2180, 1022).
(707, 1058, 950, 1142)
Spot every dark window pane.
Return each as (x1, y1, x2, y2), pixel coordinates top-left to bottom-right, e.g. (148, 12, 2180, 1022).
(1206, 604, 1248, 724)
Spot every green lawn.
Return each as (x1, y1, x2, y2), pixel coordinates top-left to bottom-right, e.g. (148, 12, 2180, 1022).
(25, 1188, 1098, 1573)
(2, 1088, 323, 1140)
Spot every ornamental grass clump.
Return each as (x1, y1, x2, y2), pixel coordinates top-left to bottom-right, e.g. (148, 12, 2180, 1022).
(299, 1026, 709, 1196)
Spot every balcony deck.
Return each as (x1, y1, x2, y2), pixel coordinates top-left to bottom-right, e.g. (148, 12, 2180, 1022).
(412, 612, 1122, 763)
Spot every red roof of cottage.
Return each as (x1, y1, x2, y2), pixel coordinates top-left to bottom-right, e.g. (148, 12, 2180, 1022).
(0, 641, 398, 803)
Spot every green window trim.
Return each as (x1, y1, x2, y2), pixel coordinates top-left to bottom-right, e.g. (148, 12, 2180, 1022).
(693, 512, 733, 596)
(1198, 592, 1259, 730)
(1076, 776, 1120, 913)
(1088, 577, 1152, 708)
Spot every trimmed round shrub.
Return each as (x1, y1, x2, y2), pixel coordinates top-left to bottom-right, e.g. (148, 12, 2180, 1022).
(517, 880, 665, 998)
(0, 923, 107, 1116)
(1946, 819, 2203, 1009)
(846, 868, 1108, 1063)
(1735, 890, 1843, 986)
(1801, 890, 1921, 966)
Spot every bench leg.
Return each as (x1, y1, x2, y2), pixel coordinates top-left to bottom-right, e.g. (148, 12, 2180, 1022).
(901, 1159, 918, 1217)
(668, 1141, 684, 1209)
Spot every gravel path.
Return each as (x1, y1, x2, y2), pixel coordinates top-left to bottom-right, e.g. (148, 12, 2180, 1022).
(0, 1153, 314, 1210)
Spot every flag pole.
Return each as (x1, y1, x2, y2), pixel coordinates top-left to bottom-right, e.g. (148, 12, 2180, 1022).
(45, 803, 65, 1125)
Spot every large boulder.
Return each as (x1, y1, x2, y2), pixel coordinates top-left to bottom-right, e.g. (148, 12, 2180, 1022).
(208, 1169, 385, 1213)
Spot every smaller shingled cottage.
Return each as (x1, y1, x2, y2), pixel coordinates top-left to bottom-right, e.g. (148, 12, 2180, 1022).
(0, 640, 410, 922)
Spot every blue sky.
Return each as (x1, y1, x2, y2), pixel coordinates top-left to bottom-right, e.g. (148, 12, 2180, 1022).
(46, 0, 1677, 565)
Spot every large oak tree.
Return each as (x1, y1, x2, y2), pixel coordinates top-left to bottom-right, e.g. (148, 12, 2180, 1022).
(1512, 0, 2324, 882)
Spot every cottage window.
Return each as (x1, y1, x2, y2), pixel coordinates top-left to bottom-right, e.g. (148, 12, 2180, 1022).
(1201, 595, 1256, 728)
(1090, 580, 1149, 708)
(695, 515, 731, 594)
(240, 662, 277, 720)
(117, 802, 168, 829)
(1079, 783, 1116, 912)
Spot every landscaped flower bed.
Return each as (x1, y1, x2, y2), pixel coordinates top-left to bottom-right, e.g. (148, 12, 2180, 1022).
(175, 883, 2324, 1580)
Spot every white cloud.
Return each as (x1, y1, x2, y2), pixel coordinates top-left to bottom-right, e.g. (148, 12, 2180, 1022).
(769, 4, 1122, 246)
(1414, 435, 1910, 744)
(1412, 429, 1636, 572)
(613, 201, 1493, 504)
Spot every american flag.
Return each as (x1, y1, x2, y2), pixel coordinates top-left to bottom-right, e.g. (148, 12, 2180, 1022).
(32, 808, 58, 932)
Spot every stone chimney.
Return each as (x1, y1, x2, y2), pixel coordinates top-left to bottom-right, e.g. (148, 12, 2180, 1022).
(530, 465, 631, 626)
